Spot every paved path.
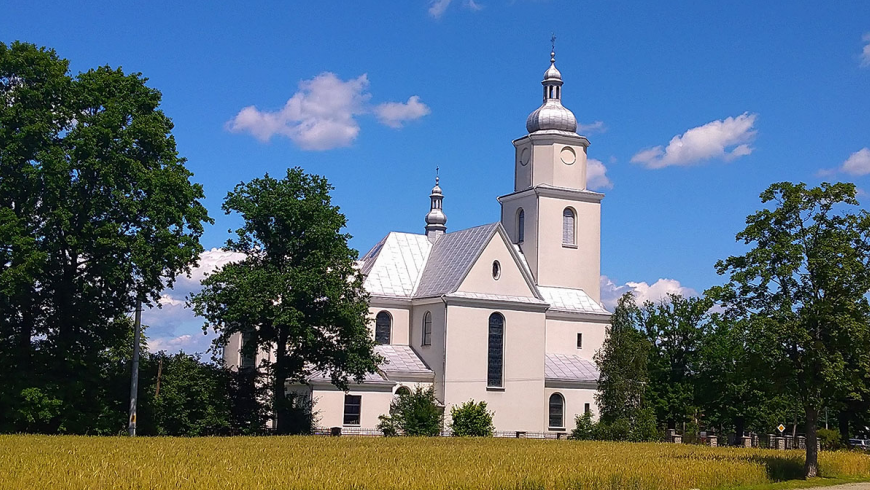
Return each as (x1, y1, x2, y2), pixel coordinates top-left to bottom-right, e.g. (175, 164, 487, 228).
(803, 484, 870, 490)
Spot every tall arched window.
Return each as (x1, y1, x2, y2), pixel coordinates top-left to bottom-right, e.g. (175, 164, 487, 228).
(517, 208, 525, 243)
(375, 311, 391, 345)
(487, 313, 504, 387)
(549, 393, 565, 428)
(422, 311, 432, 346)
(562, 208, 576, 246)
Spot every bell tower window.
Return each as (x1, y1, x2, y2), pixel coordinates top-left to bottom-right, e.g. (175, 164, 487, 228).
(517, 208, 525, 243)
(562, 208, 576, 246)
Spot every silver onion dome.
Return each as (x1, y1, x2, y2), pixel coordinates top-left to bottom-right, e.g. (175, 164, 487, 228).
(425, 176, 447, 229)
(525, 49, 578, 134)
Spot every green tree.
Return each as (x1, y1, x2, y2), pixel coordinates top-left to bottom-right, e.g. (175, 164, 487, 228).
(638, 293, 712, 431)
(595, 293, 649, 424)
(191, 168, 380, 434)
(449, 400, 494, 437)
(377, 386, 443, 436)
(0, 41, 210, 433)
(712, 182, 870, 477)
(143, 352, 231, 436)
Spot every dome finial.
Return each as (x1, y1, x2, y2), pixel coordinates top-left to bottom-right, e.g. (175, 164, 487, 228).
(551, 33, 556, 63)
(435, 165, 439, 186)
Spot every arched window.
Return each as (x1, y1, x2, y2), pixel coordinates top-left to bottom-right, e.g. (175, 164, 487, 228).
(487, 313, 504, 387)
(375, 311, 391, 345)
(517, 208, 525, 243)
(396, 386, 411, 397)
(562, 208, 576, 246)
(422, 311, 432, 346)
(549, 393, 565, 428)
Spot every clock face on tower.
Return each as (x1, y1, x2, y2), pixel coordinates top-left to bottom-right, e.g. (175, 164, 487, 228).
(519, 147, 530, 166)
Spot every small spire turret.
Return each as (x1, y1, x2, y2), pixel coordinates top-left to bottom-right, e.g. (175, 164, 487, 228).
(425, 168, 447, 243)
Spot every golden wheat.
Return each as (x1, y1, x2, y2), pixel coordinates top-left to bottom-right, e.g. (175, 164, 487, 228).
(1, 435, 869, 489)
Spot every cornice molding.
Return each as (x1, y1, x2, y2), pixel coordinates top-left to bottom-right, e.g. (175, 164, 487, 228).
(497, 185, 605, 204)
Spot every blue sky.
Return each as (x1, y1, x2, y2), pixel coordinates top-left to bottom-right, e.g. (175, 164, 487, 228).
(4, 1, 870, 352)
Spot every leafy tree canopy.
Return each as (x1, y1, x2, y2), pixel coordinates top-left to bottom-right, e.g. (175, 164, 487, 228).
(191, 168, 380, 434)
(712, 181, 870, 477)
(0, 41, 210, 433)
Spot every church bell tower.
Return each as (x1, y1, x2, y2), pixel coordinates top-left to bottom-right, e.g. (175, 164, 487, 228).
(498, 46, 603, 302)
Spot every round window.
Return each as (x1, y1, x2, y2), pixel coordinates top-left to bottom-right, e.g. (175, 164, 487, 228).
(492, 260, 501, 280)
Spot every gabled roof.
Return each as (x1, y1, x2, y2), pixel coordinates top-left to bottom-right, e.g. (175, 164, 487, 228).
(360, 232, 432, 298)
(414, 223, 501, 298)
(538, 286, 610, 315)
(545, 353, 599, 385)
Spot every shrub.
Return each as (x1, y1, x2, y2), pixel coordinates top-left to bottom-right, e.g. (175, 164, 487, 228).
(571, 412, 595, 440)
(817, 428, 842, 450)
(377, 386, 442, 436)
(449, 400, 495, 437)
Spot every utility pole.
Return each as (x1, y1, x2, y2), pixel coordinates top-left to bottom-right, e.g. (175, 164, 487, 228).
(128, 296, 142, 436)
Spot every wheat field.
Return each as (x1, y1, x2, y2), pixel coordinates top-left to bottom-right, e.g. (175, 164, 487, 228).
(1, 435, 869, 490)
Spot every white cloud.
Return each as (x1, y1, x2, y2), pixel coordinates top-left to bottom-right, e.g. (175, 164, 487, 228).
(149, 334, 214, 354)
(578, 121, 606, 134)
(227, 73, 430, 150)
(142, 248, 244, 354)
(600, 275, 697, 311)
(428, 0, 452, 18)
(428, 0, 481, 18)
(465, 0, 483, 11)
(374, 96, 431, 128)
(861, 33, 870, 68)
(818, 148, 870, 177)
(586, 158, 613, 190)
(630, 113, 758, 169)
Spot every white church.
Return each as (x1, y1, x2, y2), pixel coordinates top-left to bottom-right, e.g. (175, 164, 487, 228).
(226, 49, 611, 434)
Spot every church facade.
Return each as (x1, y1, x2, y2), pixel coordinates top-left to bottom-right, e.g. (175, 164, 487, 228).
(224, 50, 611, 434)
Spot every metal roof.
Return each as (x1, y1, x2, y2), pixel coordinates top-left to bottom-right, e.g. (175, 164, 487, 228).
(414, 223, 499, 298)
(545, 353, 599, 383)
(375, 345, 433, 375)
(361, 232, 432, 298)
(538, 285, 610, 315)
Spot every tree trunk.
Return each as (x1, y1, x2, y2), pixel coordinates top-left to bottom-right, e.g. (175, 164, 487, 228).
(273, 333, 290, 435)
(734, 416, 745, 447)
(839, 409, 850, 443)
(804, 406, 819, 478)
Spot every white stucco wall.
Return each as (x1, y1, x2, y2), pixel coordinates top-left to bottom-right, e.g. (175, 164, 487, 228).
(443, 304, 547, 432)
(409, 300, 446, 402)
(545, 317, 607, 359)
(545, 386, 598, 430)
(457, 234, 536, 298)
(309, 385, 394, 429)
(536, 195, 601, 301)
(368, 305, 411, 345)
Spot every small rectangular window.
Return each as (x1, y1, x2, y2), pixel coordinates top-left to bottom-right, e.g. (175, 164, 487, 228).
(343, 395, 362, 426)
(576, 333, 582, 349)
(584, 403, 591, 415)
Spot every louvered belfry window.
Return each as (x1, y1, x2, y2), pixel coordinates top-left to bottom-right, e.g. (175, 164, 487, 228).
(487, 313, 504, 387)
(422, 311, 432, 346)
(562, 208, 575, 245)
(375, 311, 391, 345)
(517, 209, 525, 243)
